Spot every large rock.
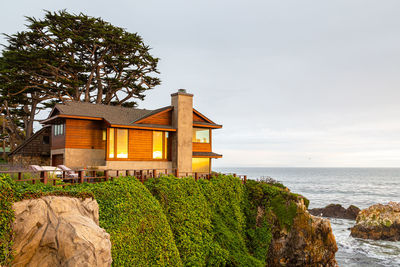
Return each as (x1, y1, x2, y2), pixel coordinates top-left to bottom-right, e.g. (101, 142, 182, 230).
(12, 196, 112, 267)
(309, 204, 360, 220)
(267, 199, 338, 267)
(350, 202, 400, 241)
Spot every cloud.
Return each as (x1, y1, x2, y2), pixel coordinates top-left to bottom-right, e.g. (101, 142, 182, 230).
(2, 0, 400, 167)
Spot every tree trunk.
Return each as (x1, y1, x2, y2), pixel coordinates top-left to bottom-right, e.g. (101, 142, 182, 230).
(96, 66, 104, 104)
(2, 115, 5, 160)
(24, 102, 36, 139)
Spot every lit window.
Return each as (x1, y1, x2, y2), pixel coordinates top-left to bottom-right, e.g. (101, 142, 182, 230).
(153, 131, 163, 159)
(116, 129, 128, 158)
(153, 131, 169, 159)
(108, 129, 114, 158)
(192, 158, 210, 173)
(102, 130, 106, 141)
(192, 128, 210, 143)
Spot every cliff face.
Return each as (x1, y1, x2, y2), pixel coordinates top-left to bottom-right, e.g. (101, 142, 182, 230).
(267, 199, 338, 267)
(11, 196, 112, 267)
(1, 175, 338, 267)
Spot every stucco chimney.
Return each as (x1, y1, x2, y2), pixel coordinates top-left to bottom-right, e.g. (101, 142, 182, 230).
(171, 89, 193, 174)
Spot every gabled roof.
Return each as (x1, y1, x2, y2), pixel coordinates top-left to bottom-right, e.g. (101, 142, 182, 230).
(42, 101, 221, 130)
(9, 126, 50, 156)
(42, 101, 173, 126)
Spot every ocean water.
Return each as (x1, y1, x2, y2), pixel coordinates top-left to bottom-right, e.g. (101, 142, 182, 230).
(214, 167, 400, 267)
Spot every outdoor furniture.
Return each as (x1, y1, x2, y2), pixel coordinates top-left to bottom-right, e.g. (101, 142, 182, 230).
(57, 165, 79, 182)
(29, 165, 45, 172)
(41, 166, 63, 178)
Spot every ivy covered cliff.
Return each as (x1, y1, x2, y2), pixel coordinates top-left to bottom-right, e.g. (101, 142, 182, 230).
(0, 174, 337, 266)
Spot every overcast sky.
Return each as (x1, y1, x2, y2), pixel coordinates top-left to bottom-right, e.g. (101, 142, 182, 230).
(2, 0, 400, 167)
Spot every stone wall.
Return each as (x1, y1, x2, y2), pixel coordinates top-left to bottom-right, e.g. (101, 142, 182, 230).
(9, 154, 50, 167)
(51, 148, 106, 168)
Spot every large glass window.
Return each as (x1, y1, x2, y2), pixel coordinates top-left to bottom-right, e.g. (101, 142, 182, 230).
(192, 158, 210, 173)
(108, 129, 115, 158)
(193, 128, 210, 143)
(153, 131, 169, 159)
(108, 128, 128, 159)
(116, 129, 128, 158)
(153, 131, 163, 159)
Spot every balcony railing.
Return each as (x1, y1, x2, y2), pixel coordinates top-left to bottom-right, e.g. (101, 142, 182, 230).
(0, 168, 247, 187)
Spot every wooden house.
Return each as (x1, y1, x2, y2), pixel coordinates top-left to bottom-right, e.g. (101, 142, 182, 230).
(40, 89, 222, 173)
(8, 126, 51, 166)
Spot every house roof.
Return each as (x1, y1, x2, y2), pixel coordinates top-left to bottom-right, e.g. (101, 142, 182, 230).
(192, 151, 223, 158)
(50, 101, 172, 125)
(193, 121, 223, 128)
(42, 101, 221, 130)
(9, 126, 50, 156)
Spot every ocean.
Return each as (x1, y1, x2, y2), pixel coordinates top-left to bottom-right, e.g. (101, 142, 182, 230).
(214, 167, 400, 267)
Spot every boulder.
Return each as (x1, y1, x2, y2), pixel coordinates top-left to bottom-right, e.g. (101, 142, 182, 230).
(350, 202, 400, 241)
(267, 199, 338, 266)
(11, 196, 112, 267)
(309, 204, 360, 220)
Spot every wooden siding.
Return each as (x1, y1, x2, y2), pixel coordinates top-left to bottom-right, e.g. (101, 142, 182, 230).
(51, 125, 65, 150)
(65, 119, 105, 149)
(193, 112, 207, 122)
(192, 142, 211, 152)
(13, 127, 51, 155)
(138, 110, 172, 125)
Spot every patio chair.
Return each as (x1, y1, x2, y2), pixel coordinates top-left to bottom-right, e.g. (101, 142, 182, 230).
(57, 165, 79, 182)
(29, 165, 45, 172)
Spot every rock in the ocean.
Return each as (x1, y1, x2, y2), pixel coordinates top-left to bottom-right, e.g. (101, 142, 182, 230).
(12, 196, 112, 267)
(350, 201, 400, 241)
(267, 199, 338, 267)
(309, 204, 360, 220)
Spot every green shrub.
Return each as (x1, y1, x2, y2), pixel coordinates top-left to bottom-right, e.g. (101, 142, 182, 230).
(0, 174, 16, 265)
(243, 179, 306, 262)
(199, 175, 264, 267)
(1, 173, 307, 267)
(1, 176, 181, 267)
(145, 176, 228, 266)
(66, 177, 182, 267)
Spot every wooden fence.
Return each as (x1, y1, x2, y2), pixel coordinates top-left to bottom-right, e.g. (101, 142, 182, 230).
(0, 168, 247, 187)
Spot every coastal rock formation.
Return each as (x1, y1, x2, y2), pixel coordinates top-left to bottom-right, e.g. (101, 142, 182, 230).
(350, 202, 400, 241)
(267, 199, 338, 266)
(11, 196, 112, 267)
(309, 204, 360, 220)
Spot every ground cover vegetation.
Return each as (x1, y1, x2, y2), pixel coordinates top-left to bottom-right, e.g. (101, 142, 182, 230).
(0, 173, 307, 266)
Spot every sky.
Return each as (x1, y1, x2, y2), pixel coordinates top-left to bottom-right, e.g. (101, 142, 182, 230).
(1, 0, 400, 167)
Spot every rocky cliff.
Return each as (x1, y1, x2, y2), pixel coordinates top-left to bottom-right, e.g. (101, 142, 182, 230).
(11, 196, 112, 267)
(267, 198, 338, 266)
(1, 174, 338, 267)
(309, 204, 360, 220)
(351, 202, 400, 241)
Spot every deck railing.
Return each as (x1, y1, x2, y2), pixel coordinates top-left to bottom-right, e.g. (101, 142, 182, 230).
(0, 168, 247, 187)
